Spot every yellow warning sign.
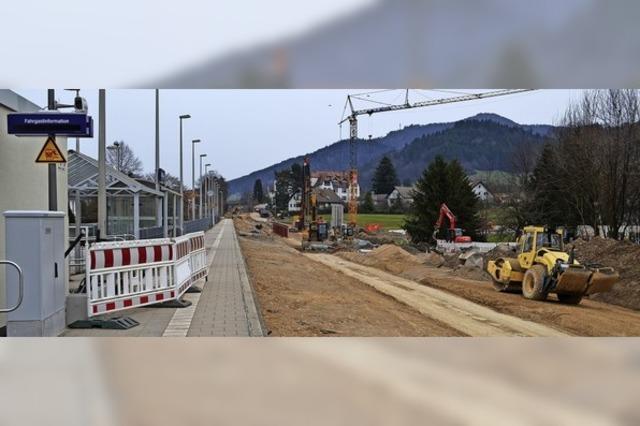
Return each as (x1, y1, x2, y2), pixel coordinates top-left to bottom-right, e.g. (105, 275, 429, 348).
(35, 136, 66, 163)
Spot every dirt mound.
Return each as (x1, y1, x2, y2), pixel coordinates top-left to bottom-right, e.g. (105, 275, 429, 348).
(483, 244, 517, 270)
(452, 265, 492, 282)
(421, 251, 445, 268)
(572, 237, 640, 310)
(442, 253, 461, 269)
(345, 244, 423, 275)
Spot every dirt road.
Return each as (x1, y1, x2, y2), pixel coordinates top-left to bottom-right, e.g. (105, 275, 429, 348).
(239, 235, 463, 336)
(311, 254, 567, 336)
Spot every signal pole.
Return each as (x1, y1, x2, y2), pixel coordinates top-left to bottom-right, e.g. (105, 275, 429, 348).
(47, 89, 57, 211)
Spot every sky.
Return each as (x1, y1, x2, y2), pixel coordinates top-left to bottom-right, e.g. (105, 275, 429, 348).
(15, 89, 583, 183)
(2, 0, 374, 87)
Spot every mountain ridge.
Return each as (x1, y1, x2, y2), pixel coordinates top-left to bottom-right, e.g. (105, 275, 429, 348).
(228, 113, 554, 195)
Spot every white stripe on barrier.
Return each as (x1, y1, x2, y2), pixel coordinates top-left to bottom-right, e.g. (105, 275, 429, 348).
(86, 231, 210, 317)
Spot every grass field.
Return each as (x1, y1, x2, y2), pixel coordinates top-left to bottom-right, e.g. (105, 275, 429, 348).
(356, 214, 406, 229)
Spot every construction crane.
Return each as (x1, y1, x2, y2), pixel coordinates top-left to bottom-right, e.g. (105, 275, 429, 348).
(338, 89, 534, 229)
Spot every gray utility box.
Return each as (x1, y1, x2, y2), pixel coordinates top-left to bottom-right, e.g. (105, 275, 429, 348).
(4, 211, 66, 337)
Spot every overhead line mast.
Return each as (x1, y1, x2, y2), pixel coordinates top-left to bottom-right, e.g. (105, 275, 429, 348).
(338, 89, 534, 228)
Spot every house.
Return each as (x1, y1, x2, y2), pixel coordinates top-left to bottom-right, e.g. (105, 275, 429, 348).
(471, 180, 494, 202)
(387, 186, 415, 207)
(288, 192, 302, 212)
(314, 188, 343, 211)
(288, 188, 343, 213)
(370, 193, 389, 209)
(311, 171, 360, 202)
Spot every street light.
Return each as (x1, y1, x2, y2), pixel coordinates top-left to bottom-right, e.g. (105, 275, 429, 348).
(178, 114, 191, 234)
(191, 139, 201, 220)
(199, 153, 207, 219)
(205, 163, 211, 218)
(107, 141, 122, 172)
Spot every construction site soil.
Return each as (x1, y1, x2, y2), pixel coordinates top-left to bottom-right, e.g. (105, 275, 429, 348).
(235, 216, 640, 336)
(237, 222, 462, 336)
(572, 237, 640, 311)
(338, 245, 640, 336)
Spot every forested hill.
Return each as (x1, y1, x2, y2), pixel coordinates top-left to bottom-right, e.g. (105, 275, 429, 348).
(228, 113, 554, 195)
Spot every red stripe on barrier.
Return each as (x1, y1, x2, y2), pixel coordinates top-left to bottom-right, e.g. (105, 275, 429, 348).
(104, 249, 114, 268)
(138, 247, 147, 263)
(93, 306, 98, 314)
(123, 299, 133, 308)
(168, 245, 173, 260)
(170, 291, 175, 298)
(106, 302, 116, 311)
(90, 251, 96, 269)
(156, 293, 164, 301)
(122, 248, 131, 266)
(154, 245, 162, 262)
(140, 295, 149, 304)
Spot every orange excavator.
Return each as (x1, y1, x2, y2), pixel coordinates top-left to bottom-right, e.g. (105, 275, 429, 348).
(432, 203, 472, 243)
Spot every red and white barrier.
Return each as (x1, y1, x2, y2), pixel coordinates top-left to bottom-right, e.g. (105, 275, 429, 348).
(85, 231, 209, 317)
(189, 233, 207, 283)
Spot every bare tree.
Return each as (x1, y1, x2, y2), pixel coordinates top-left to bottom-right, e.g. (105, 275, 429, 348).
(550, 90, 640, 239)
(106, 141, 143, 176)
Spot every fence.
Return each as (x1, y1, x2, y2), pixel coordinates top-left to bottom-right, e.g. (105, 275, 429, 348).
(436, 240, 518, 253)
(85, 231, 208, 317)
(272, 222, 289, 238)
(184, 217, 213, 234)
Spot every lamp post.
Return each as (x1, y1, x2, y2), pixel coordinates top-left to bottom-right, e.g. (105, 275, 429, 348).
(107, 141, 122, 171)
(191, 139, 201, 220)
(199, 154, 207, 219)
(179, 114, 191, 234)
(205, 163, 211, 218)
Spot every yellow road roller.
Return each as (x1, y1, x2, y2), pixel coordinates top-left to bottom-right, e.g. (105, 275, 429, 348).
(487, 226, 618, 305)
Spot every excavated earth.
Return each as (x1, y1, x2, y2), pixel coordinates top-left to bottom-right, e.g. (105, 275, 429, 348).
(338, 245, 640, 336)
(235, 215, 640, 336)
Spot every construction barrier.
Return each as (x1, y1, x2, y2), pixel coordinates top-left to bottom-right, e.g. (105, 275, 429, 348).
(272, 222, 289, 238)
(85, 231, 208, 317)
(189, 233, 207, 283)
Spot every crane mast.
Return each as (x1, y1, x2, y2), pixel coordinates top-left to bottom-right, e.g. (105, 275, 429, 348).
(339, 89, 534, 230)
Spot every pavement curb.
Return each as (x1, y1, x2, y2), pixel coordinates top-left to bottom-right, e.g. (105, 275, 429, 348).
(230, 221, 267, 337)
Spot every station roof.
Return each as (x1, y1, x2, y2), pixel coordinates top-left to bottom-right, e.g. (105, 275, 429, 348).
(68, 150, 164, 197)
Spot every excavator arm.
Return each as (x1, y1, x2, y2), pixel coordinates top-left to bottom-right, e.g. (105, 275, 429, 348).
(433, 203, 457, 240)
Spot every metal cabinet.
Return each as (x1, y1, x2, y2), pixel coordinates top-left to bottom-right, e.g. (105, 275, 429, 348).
(4, 210, 66, 336)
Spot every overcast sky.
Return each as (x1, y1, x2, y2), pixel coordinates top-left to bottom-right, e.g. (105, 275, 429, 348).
(3, 0, 374, 87)
(16, 89, 582, 182)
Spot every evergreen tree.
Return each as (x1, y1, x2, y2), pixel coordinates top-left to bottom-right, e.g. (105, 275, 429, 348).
(360, 191, 375, 213)
(252, 178, 264, 203)
(274, 163, 305, 214)
(372, 156, 399, 194)
(404, 156, 481, 242)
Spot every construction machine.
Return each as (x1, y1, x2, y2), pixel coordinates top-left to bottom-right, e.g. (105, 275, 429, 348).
(487, 226, 618, 305)
(300, 157, 328, 248)
(433, 203, 472, 243)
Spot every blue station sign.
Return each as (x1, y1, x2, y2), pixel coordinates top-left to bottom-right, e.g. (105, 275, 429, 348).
(7, 112, 94, 137)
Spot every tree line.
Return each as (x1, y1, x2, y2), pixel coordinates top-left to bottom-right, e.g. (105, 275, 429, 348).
(509, 89, 640, 239)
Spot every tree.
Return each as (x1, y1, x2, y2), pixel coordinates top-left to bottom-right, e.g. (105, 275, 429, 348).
(403, 156, 481, 242)
(253, 179, 264, 204)
(273, 163, 304, 214)
(360, 191, 374, 213)
(372, 156, 399, 194)
(106, 141, 143, 176)
(516, 90, 640, 239)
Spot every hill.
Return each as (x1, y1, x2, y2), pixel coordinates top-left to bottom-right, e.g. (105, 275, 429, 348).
(228, 113, 554, 196)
